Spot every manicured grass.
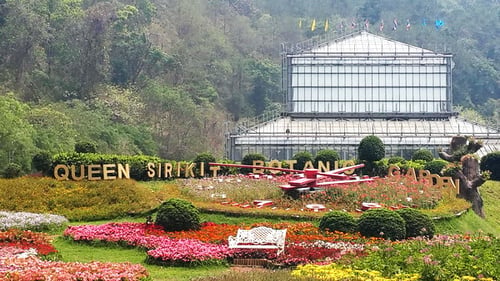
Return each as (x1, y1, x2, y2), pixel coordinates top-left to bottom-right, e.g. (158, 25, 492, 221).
(434, 180, 500, 237)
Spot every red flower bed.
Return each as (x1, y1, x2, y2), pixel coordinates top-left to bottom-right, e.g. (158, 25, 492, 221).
(0, 229, 57, 256)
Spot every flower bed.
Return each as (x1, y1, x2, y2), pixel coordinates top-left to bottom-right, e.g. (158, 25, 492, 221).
(63, 222, 499, 280)
(180, 174, 452, 212)
(0, 229, 149, 280)
(64, 222, 233, 266)
(64, 222, 370, 266)
(0, 229, 58, 257)
(0, 211, 68, 232)
(0, 247, 148, 281)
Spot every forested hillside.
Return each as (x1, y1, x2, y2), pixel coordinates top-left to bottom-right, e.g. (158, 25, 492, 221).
(0, 0, 498, 173)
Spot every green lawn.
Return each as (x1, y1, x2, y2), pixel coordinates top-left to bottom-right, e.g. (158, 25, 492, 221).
(434, 180, 500, 237)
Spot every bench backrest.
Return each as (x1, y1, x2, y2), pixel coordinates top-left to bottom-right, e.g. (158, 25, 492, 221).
(236, 226, 286, 245)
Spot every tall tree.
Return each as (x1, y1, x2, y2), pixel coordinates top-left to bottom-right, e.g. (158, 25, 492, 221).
(0, 95, 35, 171)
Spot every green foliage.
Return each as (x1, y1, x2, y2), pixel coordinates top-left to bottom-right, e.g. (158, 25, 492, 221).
(193, 152, 216, 176)
(75, 142, 97, 153)
(319, 211, 357, 233)
(155, 198, 201, 231)
(358, 136, 385, 162)
(0, 95, 35, 172)
(411, 149, 434, 162)
(357, 208, 406, 240)
(480, 151, 500, 181)
(396, 160, 426, 175)
(396, 208, 435, 238)
(214, 159, 237, 176)
(32, 151, 53, 175)
(292, 151, 313, 170)
(372, 158, 389, 177)
(314, 149, 340, 167)
(388, 156, 406, 165)
(51, 152, 163, 181)
(2, 163, 23, 178)
(351, 234, 499, 280)
(240, 153, 266, 174)
(424, 159, 448, 175)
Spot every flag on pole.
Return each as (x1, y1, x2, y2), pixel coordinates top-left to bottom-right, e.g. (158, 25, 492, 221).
(435, 19, 444, 30)
(298, 19, 303, 28)
(379, 20, 384, 32)
(364, 19, 370, 30)
(324, 19, 329, 32)
(406, 19, 411, 30)
(311, 19, 316, 31)
(392, 18, 398, 31)
(351, 18, 357, 29)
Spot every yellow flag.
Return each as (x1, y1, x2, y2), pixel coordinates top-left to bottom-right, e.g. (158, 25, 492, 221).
(311, 19, 316, 31)
(325, 19, 329, 31)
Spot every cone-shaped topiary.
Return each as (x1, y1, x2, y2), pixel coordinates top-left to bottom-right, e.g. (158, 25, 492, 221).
(155, 198, 201, 231)
(357, 208, 406, 240)
(319, 211, 357, 233)
(396, 208, 435, 238)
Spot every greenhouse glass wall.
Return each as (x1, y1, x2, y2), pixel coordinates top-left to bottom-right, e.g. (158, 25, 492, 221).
(226, 31, 500, 161)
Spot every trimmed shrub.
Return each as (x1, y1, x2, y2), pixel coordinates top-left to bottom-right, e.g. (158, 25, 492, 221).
(357, 208, 406, 240)
(358, 136, 385, 162)
(51, 152, 163, 181)
(388, 156, 406, 165)
(411, 149, 434, 162)
(2, 163, 23, 178)
(293, 151, 314, 170)
(193, 152, 216, 176)
(396, 208, 435, 238)
(480, 151, 500, 180)
(314, 149, 340, 168)
(155, 198, 201, 232)
(32, 151, 52, 175)
(319, 211, 357, 233)
(424, 159, 448, 175)
(372, 159, 389, 177)
(241, 153, 266, 174)
(75, 141, 97, 153)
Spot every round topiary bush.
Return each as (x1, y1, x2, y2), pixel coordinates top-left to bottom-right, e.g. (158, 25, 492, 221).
(358, 135, 385, 162)
(396, 208, 435, 238)
(411, 149, 434, 162)
(314, 149, 340, 168)
(424, 159, 448, 175)
(292, 151, 314, 170)
(480, 151, 500, 180)
(155, 198, 201, 232)
(193, 152, 216, 176)
(241, 153, 266, 174)
(357, 208, 406, 240)
(319, 211, 357, 233)
(75, 141, 97, 153)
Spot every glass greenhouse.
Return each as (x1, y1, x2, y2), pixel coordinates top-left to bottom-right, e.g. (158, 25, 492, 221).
(226, 31, 499, 161)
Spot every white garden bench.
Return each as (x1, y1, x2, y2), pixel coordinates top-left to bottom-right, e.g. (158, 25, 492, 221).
(228, 226, 287, 255)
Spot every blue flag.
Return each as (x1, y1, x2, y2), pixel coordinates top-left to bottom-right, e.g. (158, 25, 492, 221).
(435, 19, 444, 30)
